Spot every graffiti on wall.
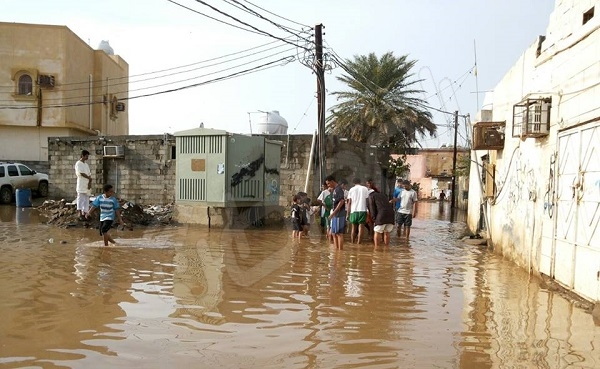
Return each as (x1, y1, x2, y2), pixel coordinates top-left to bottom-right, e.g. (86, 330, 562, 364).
(231, 156, 264, 187)
(496, 149, 538, 213)
(543, 153, 556, 218)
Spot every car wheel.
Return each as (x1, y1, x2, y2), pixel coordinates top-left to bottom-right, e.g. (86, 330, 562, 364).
(0, 187, 12, 204)
(38, 182, 49, 197)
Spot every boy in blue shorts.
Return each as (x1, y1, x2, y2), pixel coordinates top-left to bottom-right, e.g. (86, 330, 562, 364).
(86, 184, 124, 246)
(326, 175, 346, 250)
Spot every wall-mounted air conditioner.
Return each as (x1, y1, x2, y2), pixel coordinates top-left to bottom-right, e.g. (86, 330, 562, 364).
(38, 74, 55, 88)
(473, 121, 506, 150)
(512, 97, 551, 138)
(103, 145, 125, 157)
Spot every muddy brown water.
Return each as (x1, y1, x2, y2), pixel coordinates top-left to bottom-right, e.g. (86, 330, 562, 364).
(1, 201, 599, 368)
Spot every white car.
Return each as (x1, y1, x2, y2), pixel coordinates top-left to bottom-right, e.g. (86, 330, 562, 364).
(0, 162, 49, 204)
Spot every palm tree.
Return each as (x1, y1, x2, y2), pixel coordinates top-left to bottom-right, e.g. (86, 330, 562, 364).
(326, 52, 436, 147)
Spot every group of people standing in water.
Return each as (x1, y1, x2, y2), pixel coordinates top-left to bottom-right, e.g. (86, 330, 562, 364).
(291, 176, 418, 250)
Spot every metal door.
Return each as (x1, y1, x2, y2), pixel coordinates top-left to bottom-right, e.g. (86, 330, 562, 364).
(554, 122, 600, 301)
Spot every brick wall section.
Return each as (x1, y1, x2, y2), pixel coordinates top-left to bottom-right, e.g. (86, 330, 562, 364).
(42, 134, 382, 208)
(47, 135, 175, 205)
(264, 134, 383, 206)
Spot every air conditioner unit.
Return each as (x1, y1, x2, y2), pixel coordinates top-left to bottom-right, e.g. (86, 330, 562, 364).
(473, 121, 505, 150)
(103, 145, 125, 157)
(530, 101, 549, 134)
(520, 99, 550, 137)
(483, 128, 504, 147)
(38, 74, 55, 88)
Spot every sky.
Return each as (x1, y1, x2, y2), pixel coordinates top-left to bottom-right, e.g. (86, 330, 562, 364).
(4, 0, 555, 147)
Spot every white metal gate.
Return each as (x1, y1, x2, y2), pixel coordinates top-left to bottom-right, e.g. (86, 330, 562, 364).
(554, 122, 600, 301)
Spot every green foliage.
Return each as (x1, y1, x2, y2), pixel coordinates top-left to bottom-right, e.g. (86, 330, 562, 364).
(455, 153, 471, 177)
(387, 155, 410, 179)
(411, 182, 421, 193)
(326, 52, 437, 148)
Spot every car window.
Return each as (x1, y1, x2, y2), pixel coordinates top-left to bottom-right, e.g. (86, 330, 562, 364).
(18, 165, 33, 176)
(7, 165, 18, 177)
(0, 166, 4, 178)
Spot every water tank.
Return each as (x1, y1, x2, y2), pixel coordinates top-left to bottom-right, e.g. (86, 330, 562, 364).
(255, 110, 288, 135)
(98, 40, 114, 55)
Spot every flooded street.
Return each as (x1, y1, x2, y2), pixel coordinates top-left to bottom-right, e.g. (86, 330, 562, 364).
(1, 201, 599, 368)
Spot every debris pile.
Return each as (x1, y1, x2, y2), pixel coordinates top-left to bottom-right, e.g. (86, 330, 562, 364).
(37, 199, 174, 228)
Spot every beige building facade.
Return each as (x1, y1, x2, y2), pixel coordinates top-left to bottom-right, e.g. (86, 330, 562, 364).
(0, 22, 129, 161)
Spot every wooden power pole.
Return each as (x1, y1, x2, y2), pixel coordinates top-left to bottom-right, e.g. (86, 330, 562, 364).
(451, 110, 459, 209)
(315, 24, 326, 187)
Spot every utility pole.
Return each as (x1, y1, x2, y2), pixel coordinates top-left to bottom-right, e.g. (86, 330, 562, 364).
(315, 24, 326, 187)
(451, 110, 459, 209)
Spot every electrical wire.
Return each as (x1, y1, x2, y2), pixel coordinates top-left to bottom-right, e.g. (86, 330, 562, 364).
(241, 0, 311, 28)
(222, 0, 311, 40)
(0, 37, 296, 91)
(128, 55, 294, 101)
(1, 47, 297, 104)
(166, 0, 265, 36)
(191, 0, 310, 51)
(0, 56, 295, 109)
(292, 96, 316, 132)
(327, 48, 458, 121)
(425, 66, 475, 101)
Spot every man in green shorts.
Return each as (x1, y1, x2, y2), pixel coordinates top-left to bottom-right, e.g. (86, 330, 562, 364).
(346, 178, 370, 244)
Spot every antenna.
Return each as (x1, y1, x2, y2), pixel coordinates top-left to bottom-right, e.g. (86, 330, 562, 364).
(247, 112, 253, 134)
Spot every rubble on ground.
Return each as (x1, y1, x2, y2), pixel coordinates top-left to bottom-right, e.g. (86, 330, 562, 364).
(37, 199, 174, 229)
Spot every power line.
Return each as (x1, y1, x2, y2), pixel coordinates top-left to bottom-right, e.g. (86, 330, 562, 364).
(241, 0, 311, 28)
(0, 56, 295, 110)
(166, 0, 265, 36)
(191, 0, 310, 51)
(128, 56, 295, 101)
(0, 47, 297, 103)
(425, 66, 475, 100)
(292, 96, 316, 132)
(223, 0, 310, 40)
(0, 38, 295, 91)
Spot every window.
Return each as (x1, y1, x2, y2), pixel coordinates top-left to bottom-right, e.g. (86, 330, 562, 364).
(18, 165, 33, 176)
(583, 7, 594, 25)
(7, 165, 18, 177)
(18, 75, 33, 95)
(0, 166, 4, 178)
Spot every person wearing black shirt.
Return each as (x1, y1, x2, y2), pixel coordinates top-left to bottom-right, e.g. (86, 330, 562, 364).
(326, 175, 346, 250)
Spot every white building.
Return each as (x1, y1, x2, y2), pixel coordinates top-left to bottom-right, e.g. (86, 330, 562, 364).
(468, 1, 600, 302)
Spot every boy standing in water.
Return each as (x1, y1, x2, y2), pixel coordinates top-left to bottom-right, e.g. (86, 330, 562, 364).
(291, 194, 302, 238)
(86, 184, 124, 246)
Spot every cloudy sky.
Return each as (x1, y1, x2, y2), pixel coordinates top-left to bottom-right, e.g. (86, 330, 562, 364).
(4, 0, 555, 147)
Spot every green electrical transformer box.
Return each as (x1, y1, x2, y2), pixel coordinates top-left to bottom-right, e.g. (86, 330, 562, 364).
(174, 127, 282, 207)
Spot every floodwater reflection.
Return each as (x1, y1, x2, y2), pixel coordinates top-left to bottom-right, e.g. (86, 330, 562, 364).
(0, 202, 599, 368)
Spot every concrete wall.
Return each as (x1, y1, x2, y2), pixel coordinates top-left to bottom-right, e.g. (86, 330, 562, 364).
(271, 134, 383, 205)
(47, 135, 175, 205)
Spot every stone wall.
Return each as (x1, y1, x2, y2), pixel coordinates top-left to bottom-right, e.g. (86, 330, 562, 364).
(265, 134, 384, 206)
(47, 135, 175, 205)
(42, 133, 383, 218)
